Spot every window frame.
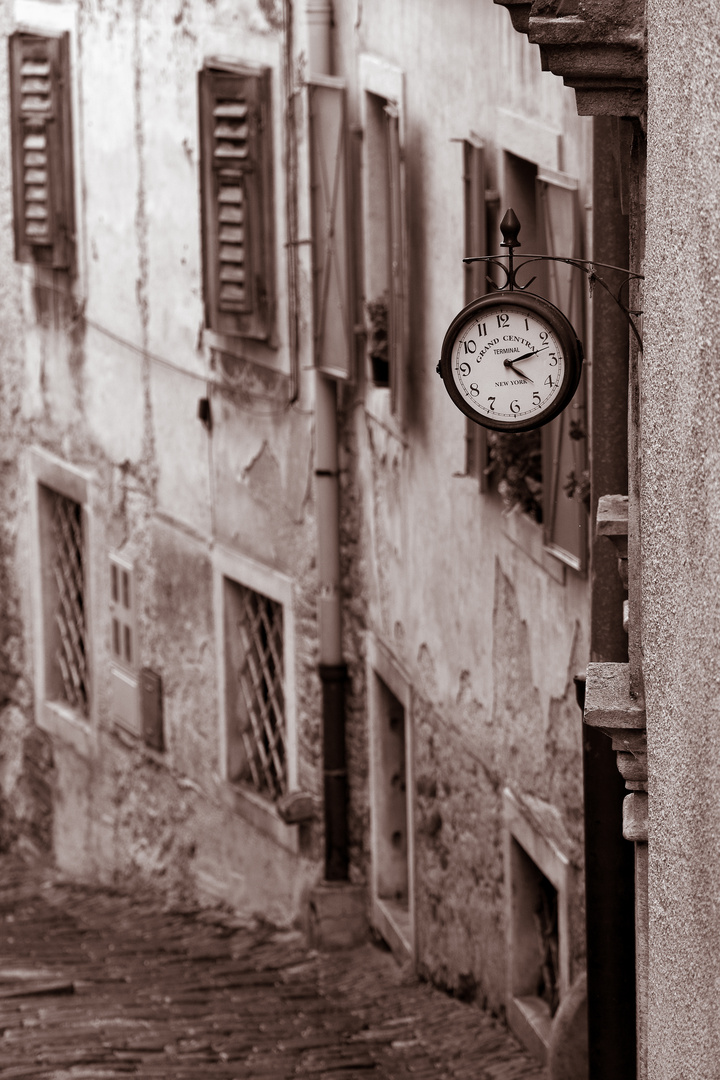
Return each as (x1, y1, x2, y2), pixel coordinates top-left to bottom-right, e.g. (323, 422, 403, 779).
(359, 54, 408, 428)
(28, 447, 96, 759)
(484, 150, 588, 579)
(366, 632, 416, 966)
(212, 545, 299, 852)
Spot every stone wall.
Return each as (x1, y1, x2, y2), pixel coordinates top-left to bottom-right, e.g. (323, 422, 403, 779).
(644, 3, 720, 1075)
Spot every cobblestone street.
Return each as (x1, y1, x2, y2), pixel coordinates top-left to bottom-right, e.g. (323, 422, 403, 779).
(0, 857, 546, 1079)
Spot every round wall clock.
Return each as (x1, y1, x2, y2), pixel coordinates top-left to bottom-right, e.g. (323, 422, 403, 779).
(438, 291, 583, 433)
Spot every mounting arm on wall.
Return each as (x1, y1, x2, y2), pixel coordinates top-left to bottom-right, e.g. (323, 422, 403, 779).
(465, 208, 644, 351)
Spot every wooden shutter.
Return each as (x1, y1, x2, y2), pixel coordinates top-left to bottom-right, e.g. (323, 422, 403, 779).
(386, 104, 406, 417)
(308, 76, 352, 380)
(8, 31, 74, 270)
(109, 554, 140, 737)
(462, 139, 489, 487)
(199, 63, 275, 341)
(536, 171, 588, 572)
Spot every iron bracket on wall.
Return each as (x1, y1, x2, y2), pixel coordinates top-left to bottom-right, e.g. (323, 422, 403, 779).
(465, 209, 644, 351)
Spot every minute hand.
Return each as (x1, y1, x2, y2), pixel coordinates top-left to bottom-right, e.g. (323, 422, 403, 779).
(503, 345, 549, 367)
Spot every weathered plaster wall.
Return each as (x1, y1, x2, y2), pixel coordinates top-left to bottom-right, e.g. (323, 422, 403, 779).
(333, 0, 591, 1011)
(5, 0, 323, 923)
(0, 0, 55, 858)
(645, 4, 720, 1075)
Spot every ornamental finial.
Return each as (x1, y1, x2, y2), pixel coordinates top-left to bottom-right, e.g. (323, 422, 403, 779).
(500, 208, 521, 249)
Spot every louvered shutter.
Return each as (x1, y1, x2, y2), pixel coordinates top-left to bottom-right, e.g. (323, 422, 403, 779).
(462, 139, 489, 487)
(199, 64, 275, 341)
(386, 105, 406, 418)
(308, 77, 352, 380)
(536, 171, 588, 571)
(8, 31, 74, 269)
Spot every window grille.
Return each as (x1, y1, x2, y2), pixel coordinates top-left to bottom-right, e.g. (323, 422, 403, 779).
(228, 583, 286, 799)
(50, 491, 88, 714)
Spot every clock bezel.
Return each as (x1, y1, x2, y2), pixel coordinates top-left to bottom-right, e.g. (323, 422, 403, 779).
(438, 291, 584, 433)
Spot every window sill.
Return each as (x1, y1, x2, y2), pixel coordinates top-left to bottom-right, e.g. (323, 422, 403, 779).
(507, 995, 552, 1065)
(372, 895, 412, 965)
(38, 700, 93, 759)
(501, 506, 566, 585)
(364, 385, 407, 446)
(219, 781, 300, 855)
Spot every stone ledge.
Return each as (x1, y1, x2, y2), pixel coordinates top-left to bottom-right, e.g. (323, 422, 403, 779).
(583, 662, 646, 728)
(623, 791, 648, 843)
(493, 0, 646, 116)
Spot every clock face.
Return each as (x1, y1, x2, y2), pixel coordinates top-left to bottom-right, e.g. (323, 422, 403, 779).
(439, 293, 583, 433)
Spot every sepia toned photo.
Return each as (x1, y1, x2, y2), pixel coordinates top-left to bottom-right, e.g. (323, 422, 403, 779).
(0, 1, 705, 1078)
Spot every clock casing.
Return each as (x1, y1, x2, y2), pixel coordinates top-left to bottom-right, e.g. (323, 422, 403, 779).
(438, 291, 583, 433)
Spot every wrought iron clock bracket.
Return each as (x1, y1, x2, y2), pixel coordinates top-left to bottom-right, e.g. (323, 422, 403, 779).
(465, 208, 644, 352)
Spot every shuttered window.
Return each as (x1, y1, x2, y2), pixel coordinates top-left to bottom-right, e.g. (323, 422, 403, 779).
(386, 104, 406, 417)
(308, 77, 353, 379)
(536, 172, 588, 572)
(8, 31, 74, 270)
(199, 62, 275, 341)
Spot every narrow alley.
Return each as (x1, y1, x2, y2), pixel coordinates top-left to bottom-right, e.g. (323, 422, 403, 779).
(0, 857, 546, 1080)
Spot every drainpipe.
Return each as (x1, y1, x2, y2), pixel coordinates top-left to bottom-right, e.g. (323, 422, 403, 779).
(307, 0, 349, 883)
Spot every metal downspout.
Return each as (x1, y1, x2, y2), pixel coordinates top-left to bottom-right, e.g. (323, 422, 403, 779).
(307, 0, 349, 882)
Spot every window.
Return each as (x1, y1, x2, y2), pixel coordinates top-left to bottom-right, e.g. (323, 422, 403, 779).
(503, 787, 571, 1062)
(367, 634, 415, 964)
(40, 486, 88, 714)
(307, 76, 353, 380)
(223, 577, 287, 800)
(213, 548, 298, 846)
(8, 30, 75, 270)
(198, 61, 275, 342)
(483, 153, 588, 572)
(360, 56, 407, 418)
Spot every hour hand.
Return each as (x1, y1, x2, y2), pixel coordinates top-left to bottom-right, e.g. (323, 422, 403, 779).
(504, 361, 533, 382)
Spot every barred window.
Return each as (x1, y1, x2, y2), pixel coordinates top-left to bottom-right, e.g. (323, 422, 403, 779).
(223, 578, 286, 800)
(41, 486, 88, 715)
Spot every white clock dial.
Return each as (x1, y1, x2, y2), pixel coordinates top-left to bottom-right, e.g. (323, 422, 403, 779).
(450, 303, 565, 423)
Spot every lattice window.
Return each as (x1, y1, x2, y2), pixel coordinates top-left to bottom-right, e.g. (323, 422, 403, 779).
(49, 491, 88, 714)
(224, 579, 286, 800)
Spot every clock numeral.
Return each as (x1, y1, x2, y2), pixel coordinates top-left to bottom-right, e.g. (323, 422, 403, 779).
(497, 313, 509, 328)
(539, 331, 549, 342)
(532, 391, 541, 406)
(469, 383, 480, 396)
(548, 353, 558, 366)
(524, 318, 529, 331)
(487, 396, 495, 411)
(459, 362, 471, 376)
(463, 339, 477, 354)
(510, 399, 520, 414)
(477, 321, 487, 337)
(544, 375, 556, 388)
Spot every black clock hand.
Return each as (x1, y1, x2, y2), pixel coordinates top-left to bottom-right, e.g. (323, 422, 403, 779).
(504, 345, 549, 366)
(505, 361, 533, 382)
